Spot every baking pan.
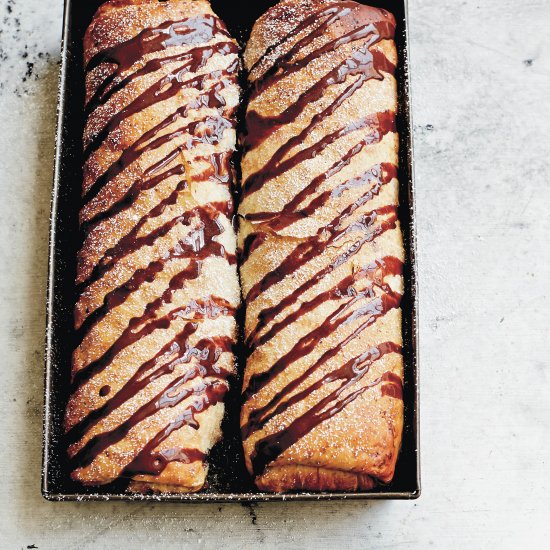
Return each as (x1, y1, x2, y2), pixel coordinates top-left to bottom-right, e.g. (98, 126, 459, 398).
(42, 0, 420, 502)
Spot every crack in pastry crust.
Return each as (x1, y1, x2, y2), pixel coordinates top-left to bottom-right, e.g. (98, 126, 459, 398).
(64, 0, 241, 493)
(239, 0, 405, 491)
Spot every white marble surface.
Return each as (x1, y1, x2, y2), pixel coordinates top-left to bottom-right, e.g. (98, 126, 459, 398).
(1, 0, 549, 548)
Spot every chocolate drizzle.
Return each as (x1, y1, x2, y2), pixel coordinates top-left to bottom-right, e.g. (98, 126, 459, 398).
(240, 2, 396, 199)
(239, 1, 403, 480)
(244, 284, 402, 401)
(78, 200, 233, 303)
(246, 204, 398, 304)
(244, 29, 395, 151)
(250, 361, 402, 477)
(76, 202, 233, 335)
(125, 448, 206, 478)
(84, 56, 234, 164)
(244, 162, 397, 233)
(82, 70, 237, 207)
(246, 256, 403, 354)
(69, 327, 232, 471)
(242, 111, 395, 198)
(73, 294, 234, 390)
(248, 2, 359, 75)
(68, 11, 240, 481)
(86, 16, 230, 76)
(85, 41, 237, 119)
(238, 232, 268, 264)
(247, 342, 402, 466)
(122, 382, 227, 478)
(249, 7, 394, 101)
(72, 378, 228, 472)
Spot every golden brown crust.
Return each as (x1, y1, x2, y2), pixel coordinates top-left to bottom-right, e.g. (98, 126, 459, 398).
(64, 0, 240, 493)
(238, 0, 404, 492)
(256, 465, 376, 493)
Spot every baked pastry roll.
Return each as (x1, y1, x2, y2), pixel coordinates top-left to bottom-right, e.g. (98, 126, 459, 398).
(238, 0, 405, 492)
(64, 0, 240, 493)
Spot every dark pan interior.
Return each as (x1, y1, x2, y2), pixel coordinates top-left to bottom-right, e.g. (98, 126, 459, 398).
(43, 0, 419, 501)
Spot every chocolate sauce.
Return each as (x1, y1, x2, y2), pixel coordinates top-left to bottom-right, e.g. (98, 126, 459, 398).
(77, 178, 188, 331)
(71, 378, 227, 471)
(246, 204, 398, 304)
(122, 382, 227, 477)
(73, 294, 234, 390)
(80, 201, 231, 292)
(247, 256, 402, 357)
(250, 1, 394, 98)
(125, 448, 206, 477)
(252, 21, 395, 104)
(247, 256, 403, 351)
(243, 342, 402, 439)
(86, 17, 230, 75)
(76, 201, 233, 340)
(244, 286, 401, 401)
(244, 162, 397, 234)
(83, 91, 235, 206)
(68, 326, 231, 446)
(209, 151, 234, 186)
(238, 232, 268, 264)
(248, 2, 360, 75)
(244, 41, 394, 151)
(81, 166, 187, 236)
(81, 71, 237, 222)
(85, 41, 237, 119)
(83, 48, 237, 164)
(251, 364, 402, 477)
(242, 111, 395, 197)
(381, 372, 403, 400)
(84, 15, 231, 122)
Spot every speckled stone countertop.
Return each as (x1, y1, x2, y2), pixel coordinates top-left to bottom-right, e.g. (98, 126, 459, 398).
(1, 0, 549, 548)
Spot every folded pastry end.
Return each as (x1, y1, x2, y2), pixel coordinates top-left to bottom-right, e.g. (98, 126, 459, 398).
(255, 466, 376, 493)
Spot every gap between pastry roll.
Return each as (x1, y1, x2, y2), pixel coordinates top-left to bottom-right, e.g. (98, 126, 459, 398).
(64, 0, 241, 494)
(238, 0, 405, 493)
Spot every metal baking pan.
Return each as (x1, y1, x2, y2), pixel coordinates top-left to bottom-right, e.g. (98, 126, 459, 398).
(42, 0, 420, 502)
